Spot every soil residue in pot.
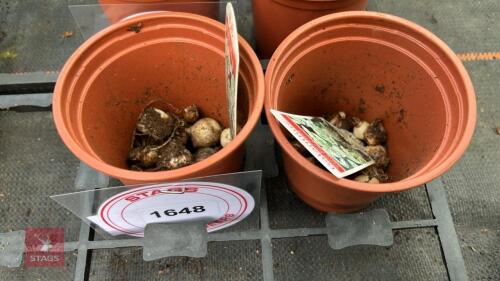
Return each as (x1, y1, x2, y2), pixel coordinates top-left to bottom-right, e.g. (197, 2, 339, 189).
(127, 22, 143, 33)
(375, 84, 385, 93)
(128, 105, 231, 172)
(136, 107, 176, 141)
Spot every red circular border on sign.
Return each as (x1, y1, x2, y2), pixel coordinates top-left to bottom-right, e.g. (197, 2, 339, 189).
(99, 183, 250, 236)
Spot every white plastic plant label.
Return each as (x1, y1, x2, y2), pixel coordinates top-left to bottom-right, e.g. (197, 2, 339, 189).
(225, 2, 239, 138)
(87, 182, 255, 237)
(271, 110, 374, 178)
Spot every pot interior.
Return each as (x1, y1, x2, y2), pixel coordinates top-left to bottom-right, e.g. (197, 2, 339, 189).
(275, 39, 448, 181)
(78, 33, 252, 169)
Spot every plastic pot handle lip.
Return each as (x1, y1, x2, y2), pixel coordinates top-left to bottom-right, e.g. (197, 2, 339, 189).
(264, 11, 477, 193)
(53, 11, 265, 183)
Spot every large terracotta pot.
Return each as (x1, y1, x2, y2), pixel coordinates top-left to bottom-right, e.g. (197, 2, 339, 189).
(53, 12, 264, 185)
(265, 12, 476, 212)
(252, 0, 368, 58)
(99, 0, 219, 23)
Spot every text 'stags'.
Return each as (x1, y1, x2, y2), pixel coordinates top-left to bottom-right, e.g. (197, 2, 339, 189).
(25, 228, 64, 267)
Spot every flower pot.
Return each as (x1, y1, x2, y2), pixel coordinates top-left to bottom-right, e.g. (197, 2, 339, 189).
(99, 0, 219, 23)
(53, 12, 264, 185)
(265, 11, 476, 212)
(252, 0, 368, 58)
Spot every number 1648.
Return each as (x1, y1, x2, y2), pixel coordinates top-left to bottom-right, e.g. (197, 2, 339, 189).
(150, 206, 206, 218)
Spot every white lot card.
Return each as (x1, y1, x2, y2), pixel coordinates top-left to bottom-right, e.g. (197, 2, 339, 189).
(87, 182, 255, 237)
(225, 3, 239, 138)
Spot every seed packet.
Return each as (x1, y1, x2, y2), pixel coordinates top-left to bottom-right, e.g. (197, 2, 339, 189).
(271, 110, 374, 178)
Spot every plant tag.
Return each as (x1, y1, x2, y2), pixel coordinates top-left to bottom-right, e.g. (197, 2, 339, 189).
(87, 182, 255, 237)
(271, 110, 374, 178)
(225, 2, 239, 138)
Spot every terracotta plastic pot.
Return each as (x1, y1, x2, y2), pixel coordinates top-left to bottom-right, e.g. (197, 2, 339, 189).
(99, 0, 218, 23)
(252, 0, 368, 58)
(265, 12, 476, 212)
(53, 12, 264, 185)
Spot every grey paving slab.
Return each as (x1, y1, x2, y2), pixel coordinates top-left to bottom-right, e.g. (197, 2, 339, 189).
(440, 61, 500, 280)
(368, 186, 434, 221)
(457, 227, 499, 281)
(0, 111, 81, 241)
(371, 0, 500, 53)
(0, 0, 86, 73)
(88, 240, 263, 281)
(1, 0, 500, 74)
(272, 229, 448, 281)
(0, 251, 77, 281)
(442, 62, 500, 229)
(0, 0, 254, 74)
(265, 172, 326, 229)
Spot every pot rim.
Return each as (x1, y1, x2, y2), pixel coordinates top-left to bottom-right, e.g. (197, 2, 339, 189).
(265, 11, 476, 193)
(53, 11, 264, 183)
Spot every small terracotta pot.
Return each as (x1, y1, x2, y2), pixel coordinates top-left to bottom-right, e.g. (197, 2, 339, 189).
(265, 12, 476, 212)
(53, 12, 264, 185)
(252, 0, 368, 58)
(99, 0, 219, 23)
